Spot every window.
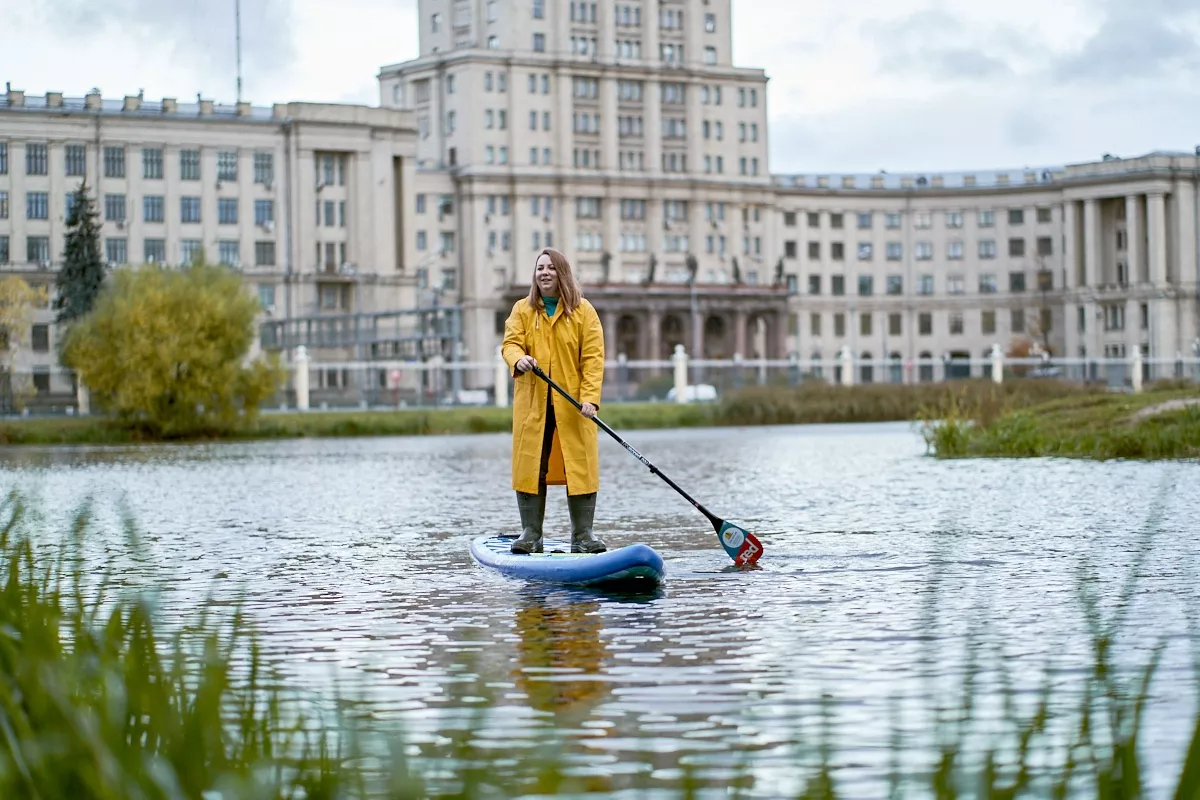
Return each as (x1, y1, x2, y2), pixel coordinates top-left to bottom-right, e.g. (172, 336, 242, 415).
(0, 236, 7, 264)
(808, 275, 821, 294)
(255, 241, 276, 266)
(915, 241, 933, 260)
(913, 211, 932, 229)
(885, 212, 901, 229)
(1011, 309, 1025, 333)
(181, 197, 201, 223)
(218, 198, 238, 225)
(143, 147, 163, 179)
(180, 150, 201, 180)
(27, 236, 51, 264)
(947, 241, 964, 260)
(431, 12, 441, 31)
(255, 199, 274, 225)
(218, 240, 240, 267)
(0, 143, 7, 174)
(1008, 208, 1024, 225)
(65, 144, 86, 176)
(945, 211, 963, 228)
(1009, 238, 1026, 257)
(833, 313, 845, 337)
(31, 324, 49, 352)
(917, 275, 934, 295)
(705, 12, 716, 31)
(888, 313, 902, 336)
(26, 144, 48, 175)
(1009, 271, 1026, 292)
(104, 194, 126, 222)
(830, 213, 844, 229)
(978, 209, 995, 227)
(886, 275, 903, 295)
(144, 239, 166, 263)
(533, 0, 544, 18)
(831, 275, 845, 296)
(26, 192, 48, 220)
(858, 275, 874, 296)
(105, 238, 127, 265)
(857, 242, 872, 261)
(810, 313, 821, 335)
(979, 239, 996, 259)
(885, 242, 902, 260)
(860, 313, 872, 336)
(1037, 207, 1052, 224)
(982, 311, 996, 334)
(946, 274, 965, 294)
(808, 242, 820, 260)
(831, 242, 844, 261)
(857, 213, 872, 230)
(785, 240, 797, 259)
(704, 46, 717, 64)
(488, 35, 499, 48)
(103, 146, 126, 178)
(918, 313, 933, 335)
(254, 153, 273, 184)
(142, 196, 164, 223)
(533, 33, 545, 51)
(181, 239, 203, 264)
(979, 273, 997, 293)
(949, 313, 964, 335)
(1037, 236, 1053, 256)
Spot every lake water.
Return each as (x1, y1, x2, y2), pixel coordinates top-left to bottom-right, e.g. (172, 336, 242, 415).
(2, 421, 1198, 797)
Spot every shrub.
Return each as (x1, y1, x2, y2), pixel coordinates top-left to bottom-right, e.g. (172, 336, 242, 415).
(61, 262, 283, 438)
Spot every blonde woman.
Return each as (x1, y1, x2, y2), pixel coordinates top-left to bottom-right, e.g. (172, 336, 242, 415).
(501, 248, 606, 554)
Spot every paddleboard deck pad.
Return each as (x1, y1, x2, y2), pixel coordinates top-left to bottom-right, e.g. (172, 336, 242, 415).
(470, 535, 665, 587)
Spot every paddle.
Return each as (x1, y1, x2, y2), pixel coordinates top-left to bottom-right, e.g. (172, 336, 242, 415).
(528, 365, 763, 566)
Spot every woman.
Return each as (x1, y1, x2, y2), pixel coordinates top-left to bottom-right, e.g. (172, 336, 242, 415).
(501, 248, 606, 555)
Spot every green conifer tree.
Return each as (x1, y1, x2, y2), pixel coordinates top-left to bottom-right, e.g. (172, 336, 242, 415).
(54, 181, 106, 325)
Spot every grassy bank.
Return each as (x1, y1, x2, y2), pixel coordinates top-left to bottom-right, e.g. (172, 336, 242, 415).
(2, 490, 1199, 798)
(0, 379, 1100, 446)
(922, 383, 1200, 460)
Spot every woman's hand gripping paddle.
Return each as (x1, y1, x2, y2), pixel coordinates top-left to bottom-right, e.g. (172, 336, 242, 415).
(529, 365, 763, 566)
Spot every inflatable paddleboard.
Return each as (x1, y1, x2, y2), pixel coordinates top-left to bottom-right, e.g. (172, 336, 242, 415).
(469, 535, 665, 587)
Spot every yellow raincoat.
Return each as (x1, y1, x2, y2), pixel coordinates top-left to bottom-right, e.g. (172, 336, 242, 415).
(501, 296, 605, 496)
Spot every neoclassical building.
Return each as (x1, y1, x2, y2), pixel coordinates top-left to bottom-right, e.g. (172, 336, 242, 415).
(1, 0, 1197, 409)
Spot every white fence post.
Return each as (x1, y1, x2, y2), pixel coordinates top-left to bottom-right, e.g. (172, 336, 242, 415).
(294, 345, 310, 411)
(673, 344, 688, 403)
(990, 343, 1004, 384)
(839, 346, 854, 386)
(1131, 347, 1143, 394)
(76, 381, 91, 416)
(494, 345, 509, 407)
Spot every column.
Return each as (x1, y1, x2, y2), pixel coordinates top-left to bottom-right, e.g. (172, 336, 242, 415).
(1063, 200, 1079, 289)
(772, 310, 788, 358)
(647, 308, 663, 363)
(645, 79, 662, 176)
(604, 196, 621, 282)
(685, 77, 703, 177)
(602, 308, 618, 366)
(1082, 198, 1099, 288)
(512, 190, 529, 285)
(733, 307, 748, 357)
(1126, 194, 1143, 284)
(689, 298, 703, 358)
(646, 190, 664, 264)
(1147, 193, 1167, 285)
(600, 76, 619, 173)
(1175, 183, 1199, 358)
(555, 67, 572, 170)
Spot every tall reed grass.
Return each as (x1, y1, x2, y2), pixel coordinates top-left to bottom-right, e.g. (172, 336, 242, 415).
(2, 487, 1198, 798)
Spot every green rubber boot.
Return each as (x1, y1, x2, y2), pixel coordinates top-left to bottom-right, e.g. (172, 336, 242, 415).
(567, 492, 606, 554)
(511, 490, 546, 554)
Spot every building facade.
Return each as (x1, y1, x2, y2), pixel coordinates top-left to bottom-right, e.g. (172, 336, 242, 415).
(0, 86, 432, 405)
(2, 0, 1198, 409)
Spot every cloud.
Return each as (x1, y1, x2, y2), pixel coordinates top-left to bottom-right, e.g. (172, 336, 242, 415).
(863, 8, 1027, 81)
(1051, 0, 1200, 82)
(32, 0, 298, 93)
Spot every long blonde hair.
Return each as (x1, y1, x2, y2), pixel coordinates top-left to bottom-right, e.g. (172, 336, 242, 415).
(527, 248, 582, 316)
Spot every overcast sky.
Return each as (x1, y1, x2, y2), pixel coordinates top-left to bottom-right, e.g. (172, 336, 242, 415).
(4, 0, 1198, 174)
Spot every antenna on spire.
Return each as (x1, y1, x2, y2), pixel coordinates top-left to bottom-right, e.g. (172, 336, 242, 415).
(235, 0, 243, 103)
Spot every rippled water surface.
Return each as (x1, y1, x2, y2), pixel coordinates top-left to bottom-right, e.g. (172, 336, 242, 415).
(2, 421, 1199, 797)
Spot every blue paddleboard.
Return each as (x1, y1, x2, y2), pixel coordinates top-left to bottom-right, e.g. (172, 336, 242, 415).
(469, 535, 665, 587)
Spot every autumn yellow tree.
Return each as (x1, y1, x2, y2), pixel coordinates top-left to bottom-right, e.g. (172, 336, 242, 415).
(0, 277, 49, 409)
(61, 261, 283, 437)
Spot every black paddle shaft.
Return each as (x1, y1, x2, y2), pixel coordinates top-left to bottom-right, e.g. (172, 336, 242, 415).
(528, 365, 725, 532)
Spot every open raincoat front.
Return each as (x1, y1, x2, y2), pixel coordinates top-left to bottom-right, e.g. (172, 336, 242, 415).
(501, 296, 605, 496)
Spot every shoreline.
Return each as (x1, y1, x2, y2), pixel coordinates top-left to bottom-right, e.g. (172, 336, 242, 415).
(2, 381, 1197, 459)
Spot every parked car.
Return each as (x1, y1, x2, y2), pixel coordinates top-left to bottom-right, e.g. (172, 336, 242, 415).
(665, 384, 719, 402)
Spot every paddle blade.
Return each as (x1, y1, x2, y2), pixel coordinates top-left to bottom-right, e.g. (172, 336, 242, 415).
(717, 521, 764, 565)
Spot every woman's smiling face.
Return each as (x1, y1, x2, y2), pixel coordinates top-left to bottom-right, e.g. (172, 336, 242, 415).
(535, 253, 559, 297)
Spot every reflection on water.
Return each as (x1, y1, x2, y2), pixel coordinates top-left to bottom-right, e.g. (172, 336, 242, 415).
(2, 422, 1199, 796)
